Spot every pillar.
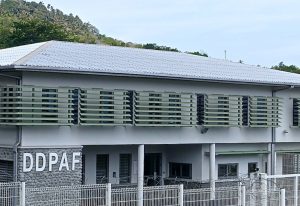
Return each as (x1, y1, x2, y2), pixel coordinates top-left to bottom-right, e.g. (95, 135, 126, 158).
(209, 143, 216, 200)
(138, 144, 144, 206)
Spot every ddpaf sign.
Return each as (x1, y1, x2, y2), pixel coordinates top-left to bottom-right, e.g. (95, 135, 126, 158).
(23, 152, 81, 172)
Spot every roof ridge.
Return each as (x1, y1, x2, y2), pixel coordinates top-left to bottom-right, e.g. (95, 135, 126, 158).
(13, 41, 52, 65)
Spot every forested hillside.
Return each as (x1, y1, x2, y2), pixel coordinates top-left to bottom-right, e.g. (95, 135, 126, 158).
(0, 0, 208, 55)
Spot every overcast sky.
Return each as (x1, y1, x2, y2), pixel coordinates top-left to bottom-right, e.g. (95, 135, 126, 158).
(34, 0, 300, 67)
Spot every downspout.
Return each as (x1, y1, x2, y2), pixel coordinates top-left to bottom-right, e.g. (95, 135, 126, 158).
(270, 85, 294, 175)
(13, 78, 22, 182)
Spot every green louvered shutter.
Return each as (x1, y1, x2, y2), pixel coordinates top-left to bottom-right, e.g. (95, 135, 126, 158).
(249, 96, 281, 127)
(79, 89, 132, 126)
(198, 94, 243, 127)
(134, 91, 197, 126)
(0, 85, 76, 125)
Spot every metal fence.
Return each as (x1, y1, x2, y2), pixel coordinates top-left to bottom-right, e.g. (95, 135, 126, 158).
(267, 174, 300, 206)
(0, 182, 21, 206)
(25, 184, 107, 206)
(0, 174, 290, 206)
(111, 185, 181, 206)
(184, 186, 240, 206)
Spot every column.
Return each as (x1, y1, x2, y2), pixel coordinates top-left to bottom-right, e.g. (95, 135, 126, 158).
(209, 143, 216, 200)
(138, 144, 144, 206)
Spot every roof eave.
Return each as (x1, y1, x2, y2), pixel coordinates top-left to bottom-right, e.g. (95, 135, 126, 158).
(2, 64, 299, 88)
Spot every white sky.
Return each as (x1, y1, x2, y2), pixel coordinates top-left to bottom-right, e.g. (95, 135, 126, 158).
(34, 0, 300, 67)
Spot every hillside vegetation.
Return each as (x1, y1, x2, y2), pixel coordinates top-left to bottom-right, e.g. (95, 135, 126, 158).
(0, 0, 208, 56)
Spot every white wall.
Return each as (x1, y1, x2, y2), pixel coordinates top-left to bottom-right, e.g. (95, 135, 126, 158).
(166, 144, 202, 180)
(202, 143, 268, 180)
(83, 145, 168, 185)
(0, 127, 18, 146)
(20, 72, 275, 147)
(276, 88, 300, 143)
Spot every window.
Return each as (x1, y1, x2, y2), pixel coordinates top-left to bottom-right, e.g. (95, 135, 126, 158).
(82, 155, 85, 184)
(248, 162, 258, 176)
(218, 163, 238, 179)
(169, 162, 192, 179)
(119, 154, 131, 184)
(96, 154, 109, 184)
(0, 160, 13, 182)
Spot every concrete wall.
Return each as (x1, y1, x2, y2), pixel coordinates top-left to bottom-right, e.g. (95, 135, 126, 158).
(0, 127, 18, 146)
(20, 72, 276, 147)
(166, 144, 202, 180)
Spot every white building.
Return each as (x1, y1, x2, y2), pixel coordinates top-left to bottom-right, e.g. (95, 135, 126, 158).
(0, 41, 300, 187)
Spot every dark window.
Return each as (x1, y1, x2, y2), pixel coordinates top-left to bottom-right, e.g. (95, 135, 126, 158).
(242, 96, 249, 126)
(248, 162, 258, 176)
(119, 154, 131, 184)
(96, 154, 109, 184)
(0, 160, 13, 182)
(293, 99, 299, 126)
(218, 163, 238, 179)
(82, 155, 85, 184)
(169, 162, 192, 179)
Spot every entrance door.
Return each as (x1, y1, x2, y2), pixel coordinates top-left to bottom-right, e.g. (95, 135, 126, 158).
(96, 154, 109, 184)
(144, 153, 162, 186)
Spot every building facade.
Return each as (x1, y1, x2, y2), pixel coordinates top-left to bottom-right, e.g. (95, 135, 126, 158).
(0, 41, 300, 187)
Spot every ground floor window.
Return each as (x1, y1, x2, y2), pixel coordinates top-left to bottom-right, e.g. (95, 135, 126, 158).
(0, 160, 13, 182)
(119, 154, 131, 184)
(96, 154, 109, 184)
(169, 162, 192, 179)
(218, 163, 238, 179)
(82, 155, 85, 184)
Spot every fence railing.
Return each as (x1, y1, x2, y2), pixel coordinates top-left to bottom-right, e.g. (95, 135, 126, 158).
(0, 174, 289, 206)
(267, 173, 300, 206)
(0, 182, 21, 206)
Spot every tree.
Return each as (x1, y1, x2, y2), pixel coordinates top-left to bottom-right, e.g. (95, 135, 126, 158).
(0, 17, 77, 48)
(187, 51, 208, 57)
(272, 62, 300, 74)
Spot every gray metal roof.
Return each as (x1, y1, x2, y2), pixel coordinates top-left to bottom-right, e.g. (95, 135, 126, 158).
(0, 40, 299, 86)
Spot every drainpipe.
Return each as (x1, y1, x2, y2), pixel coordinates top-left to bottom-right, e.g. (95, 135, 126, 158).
(13, 77, 22, 182)
(270, 85, 294, 175)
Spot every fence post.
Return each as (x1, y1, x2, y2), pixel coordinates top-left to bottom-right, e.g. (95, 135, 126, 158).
(280, 188, 285, 206)
(241, 185, 246, 206)
(20, 182, 25, 206)
(260, 173, 268, 206)
(178, 184, 184, 206)
(106, 183, 111, 206)
(238, 182, 242, 206)
(294, 176, 298, 206)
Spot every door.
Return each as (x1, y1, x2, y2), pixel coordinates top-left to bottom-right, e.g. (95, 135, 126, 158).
(96, 154, 109, 184)
(119, 154, 132, 184)
(144, 153, 162, 186)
